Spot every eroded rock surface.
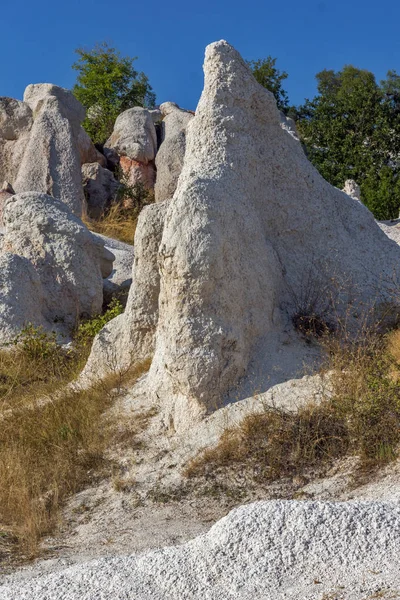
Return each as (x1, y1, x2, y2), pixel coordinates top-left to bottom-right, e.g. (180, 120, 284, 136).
(106, 107, 157, 164)
(0, 253, 48, 343)
(14, 84, 86, 215)
(0, 98, 33, 186)
(2, 192, 106, 333)
(84, 200, 167, 375)
(82, 162, 120, 219)
(155, 103, 193, 202)
(86, 41, 400, 431)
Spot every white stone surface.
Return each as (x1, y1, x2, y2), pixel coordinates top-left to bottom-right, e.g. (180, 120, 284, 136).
(2, 192, 106, 331)
(0, 98, 33, 186)
(0, 97, 33, 141)
(0, 252, 48, 344)
(155, 104, 193, 202)
(106, 107, 157, 164)
(77, 126, 106, 167)
(14, 84, 86, 215)
(86, 40, 400, 433)
(2, 500, 400, 600)
(83, 201, 168, 377)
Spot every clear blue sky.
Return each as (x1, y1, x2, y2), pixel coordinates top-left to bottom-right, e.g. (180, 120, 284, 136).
(2, 0, 399, 111)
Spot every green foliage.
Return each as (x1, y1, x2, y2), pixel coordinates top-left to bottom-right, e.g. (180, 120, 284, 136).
(295, 66, 400, 219)
(247, 56, 289, 112)
(76, 298, 124, 345)
(72, 42, 156, 144)
(10, 324, 71, 379)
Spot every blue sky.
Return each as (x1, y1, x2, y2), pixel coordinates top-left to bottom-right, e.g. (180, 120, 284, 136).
(1, 0, 399, 111)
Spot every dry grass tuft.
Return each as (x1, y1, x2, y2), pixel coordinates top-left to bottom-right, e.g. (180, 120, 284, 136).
(84, 202, 138, 245)
(185, 327, 400, 484)
(0, 328, 150, 560)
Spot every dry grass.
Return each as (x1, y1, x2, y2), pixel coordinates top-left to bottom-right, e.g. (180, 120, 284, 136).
(84, 202, 138, 245)
(0, 329, 150, 560)
(185, 327, 400, 484)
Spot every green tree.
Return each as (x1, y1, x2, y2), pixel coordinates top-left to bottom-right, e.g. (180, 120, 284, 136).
(247, 56, 289, 112)
(296, 66, 400, 219)
(72, 42, 156, 144)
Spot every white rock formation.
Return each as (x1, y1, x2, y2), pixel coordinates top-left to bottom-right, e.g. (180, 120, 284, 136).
(92, 233, 135, 305)
(343, 179, 361, 201)
(0, 253, 48, 343)
(155, 103, 193, 202)
(85, 40, 400, 431)
(14, 84, 86, 215)
(0, 97, 33, 140)
(2, 500, 400, 600)
(84, 201, 167, 375)
(82, 162, 120, 219)
(0, 182, 14, 226)
(106, 106, 158, 194)
(0, 98, 33, 186)
(77, 126, 106, 167)
(2, 192, 108, 333)
(106, 107, 157, 164)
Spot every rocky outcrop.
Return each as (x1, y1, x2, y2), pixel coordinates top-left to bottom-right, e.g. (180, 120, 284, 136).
(0, 253, 48, 343)
(85, 41, 400, 431)
(14, 84, 86, 216)
(82, 162, 120, 219)
(342, 179, 361, 202)
(84, 201, 167, 376)
(106, 107, 157, 195)
(119, 156, 156, 197)
(106, 107, 157, 164)
(0, 182, 14, 226)
(2, 192, 108, 334)
(155, 103, 193, 202)
(77, 127, 106, 167)
(0, 98, 33, 186)
(92, 233, 135, 306)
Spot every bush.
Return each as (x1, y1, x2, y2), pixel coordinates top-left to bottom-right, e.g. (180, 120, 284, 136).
(76, 298, 124, 345)
(72, 42, 156, 144)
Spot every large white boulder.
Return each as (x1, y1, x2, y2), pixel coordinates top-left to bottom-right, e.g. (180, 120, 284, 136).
(2, 192, 108, 332)
(14, 84, 86, 216)
(85, 41, 400, 431)
(0, 253, 48, 344)
(106, 107, 157, 164)
(154, 104, 193, 202)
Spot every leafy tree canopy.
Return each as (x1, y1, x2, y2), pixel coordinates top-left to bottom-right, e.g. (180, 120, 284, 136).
(296, 66, 400, 219)
(247, 56, 289, 112)
(72, 42, 156, 144)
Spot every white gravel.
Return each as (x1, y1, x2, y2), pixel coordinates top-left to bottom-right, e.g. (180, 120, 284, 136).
(2, 499, 400, 599)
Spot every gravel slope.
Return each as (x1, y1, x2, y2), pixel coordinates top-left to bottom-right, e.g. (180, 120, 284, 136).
(2, 500, 400, 599)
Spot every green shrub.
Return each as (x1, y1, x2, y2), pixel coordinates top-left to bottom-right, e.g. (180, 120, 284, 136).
(76, 298, 124, 345)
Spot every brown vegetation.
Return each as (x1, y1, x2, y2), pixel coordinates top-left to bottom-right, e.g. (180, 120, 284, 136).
(84, 201, 138, 245)
(185, 327, 400, 485)
(0, 326, 150, 561)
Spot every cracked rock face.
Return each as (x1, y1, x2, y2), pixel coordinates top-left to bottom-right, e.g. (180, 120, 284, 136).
(154, 104, 193, 202)
(14, 84, 86, 216)
(85, 40, 400, 432)
(2, 192, 107, 334)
